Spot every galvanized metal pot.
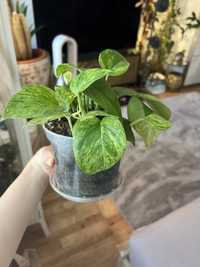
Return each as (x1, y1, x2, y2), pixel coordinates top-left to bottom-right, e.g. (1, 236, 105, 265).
(44, 126, 122, 203)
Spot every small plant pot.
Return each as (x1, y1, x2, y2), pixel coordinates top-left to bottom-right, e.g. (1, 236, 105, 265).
(145, 72, 166, 95)
(145, 78, 166, 95)
(166, 73, 183, 91)
(166, 64, 188, 75)
(44, 126, 122, 203)
(17, 49, 51, 86)
(165, 64, 188, 91)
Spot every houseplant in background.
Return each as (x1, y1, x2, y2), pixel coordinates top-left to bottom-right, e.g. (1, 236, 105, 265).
(7, 0, 50, 86)
(165, 12, 200, 91)
(3, 49, 171, 202)
(136, 0, 200, 93)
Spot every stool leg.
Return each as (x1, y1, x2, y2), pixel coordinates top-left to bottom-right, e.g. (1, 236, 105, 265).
(37, 202, 50, 238)
(14, 253, 30, 267)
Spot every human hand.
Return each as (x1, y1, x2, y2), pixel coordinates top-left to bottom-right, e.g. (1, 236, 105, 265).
(32, 146, 56, 177)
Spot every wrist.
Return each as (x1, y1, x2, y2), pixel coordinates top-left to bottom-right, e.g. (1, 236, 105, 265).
(23, 159, 49, 185)
(30, 160, 49, 179)
(19, 159, 49, 195)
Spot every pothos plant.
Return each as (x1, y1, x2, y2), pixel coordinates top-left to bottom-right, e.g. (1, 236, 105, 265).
(3, 49, 171, 175)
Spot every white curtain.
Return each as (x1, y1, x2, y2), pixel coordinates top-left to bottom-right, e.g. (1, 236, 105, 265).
(0, 1, 49, 236)
(176, 0, 200, 85)
(0, 0, 33, 167)
(173, 0, 200, 61)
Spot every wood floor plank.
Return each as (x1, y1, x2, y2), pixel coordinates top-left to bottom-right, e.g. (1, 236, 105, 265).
(20, 187, 132, 267)
(46, 237, 118, 267)
(60, 220, 111, 249)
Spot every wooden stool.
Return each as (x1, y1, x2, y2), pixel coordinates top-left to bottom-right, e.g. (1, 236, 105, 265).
(14, 250, 41, 267)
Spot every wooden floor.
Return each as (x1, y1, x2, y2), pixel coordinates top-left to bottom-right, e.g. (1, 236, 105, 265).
(19, 186, 133, 267)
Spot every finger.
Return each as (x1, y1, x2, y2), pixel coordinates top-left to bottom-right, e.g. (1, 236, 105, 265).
(47, 158, 55, 168)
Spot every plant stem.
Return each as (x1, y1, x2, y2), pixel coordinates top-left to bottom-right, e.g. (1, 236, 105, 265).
(83, 95, 87, 112)
(77, 94, 86, 116)
(65, 116, 73, 135)
(71, 110, 81, 119)
(85, 95, 89, 112)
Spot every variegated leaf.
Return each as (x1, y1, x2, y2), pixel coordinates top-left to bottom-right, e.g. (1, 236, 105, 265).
(73, 115, 127, 175)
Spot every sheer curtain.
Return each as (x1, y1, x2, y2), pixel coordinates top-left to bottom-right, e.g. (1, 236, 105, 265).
(0, 0, 50, 238)
(0, 0, 33, 166)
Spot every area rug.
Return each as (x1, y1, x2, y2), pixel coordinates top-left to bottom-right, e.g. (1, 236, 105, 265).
(114, 92, 200, 229)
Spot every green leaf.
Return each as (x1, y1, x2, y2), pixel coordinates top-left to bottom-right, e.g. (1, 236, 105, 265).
(28, 112, 68, 125)
(143, 104, 153, 116)
(147, 114, 171, 130)
(30, 25, 44, 37)
(70, 68, 108, 95)
(3, 85, 63, 120)
(63, 71, 73, 84)
(86, 79, 122, 117)
(132, 91, 171, 120)
(55, 63, 78, 78)
(99, 49, 130, 77)
(112, 87, 136, 98)
(83, 110, 116, 119)
(73, 116, 127, 175)
(144, 98, 171, 121)
(113, 87, 171, 120)
(128, 96, 145, 122)
(16, 2, 28, 16)
(132, 114, 171, 146)
(55, 86, 75, 111)
(123, 118, 135, 145)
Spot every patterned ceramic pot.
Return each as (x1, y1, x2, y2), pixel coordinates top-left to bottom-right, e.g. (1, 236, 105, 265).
(44, 126, 122, 203)
(17, 49, 51, 86)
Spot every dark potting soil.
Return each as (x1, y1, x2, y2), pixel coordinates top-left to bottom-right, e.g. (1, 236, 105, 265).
(46, 119, 71, 136)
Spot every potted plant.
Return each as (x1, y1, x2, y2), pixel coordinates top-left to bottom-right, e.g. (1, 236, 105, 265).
(136, 0, 200, 92)
(3, 49, 171, 202)
(8, 0, 50, 86)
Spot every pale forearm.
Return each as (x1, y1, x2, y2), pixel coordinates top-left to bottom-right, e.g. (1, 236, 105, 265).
(0, 160, 49, 267)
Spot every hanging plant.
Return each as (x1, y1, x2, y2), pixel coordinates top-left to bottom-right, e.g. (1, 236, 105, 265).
(155, 0, 169, 13)
(149, 36, 161, 49)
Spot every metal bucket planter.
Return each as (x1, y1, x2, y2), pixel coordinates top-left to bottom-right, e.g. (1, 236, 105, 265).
(44, 126, 122, 203)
